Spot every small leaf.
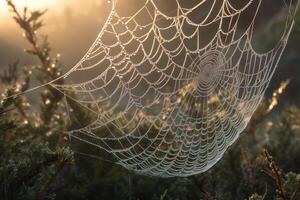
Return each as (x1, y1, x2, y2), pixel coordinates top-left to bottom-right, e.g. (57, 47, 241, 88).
(32, 21, 44, 31)
(28, 10, 46, 22)
(25, 49, 37, 55)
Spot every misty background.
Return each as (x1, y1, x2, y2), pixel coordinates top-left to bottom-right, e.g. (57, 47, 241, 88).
(0, 0, 299, 105)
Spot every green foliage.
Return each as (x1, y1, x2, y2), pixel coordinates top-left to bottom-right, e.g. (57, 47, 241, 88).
(0, 141, 73, 200)
(0, 91, 16, 135)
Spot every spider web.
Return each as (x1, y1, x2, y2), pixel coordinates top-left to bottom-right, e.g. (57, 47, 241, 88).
(50, 0, 298, 177)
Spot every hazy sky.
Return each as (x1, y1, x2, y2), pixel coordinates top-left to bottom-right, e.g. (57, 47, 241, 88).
(0, 0, 111, 71)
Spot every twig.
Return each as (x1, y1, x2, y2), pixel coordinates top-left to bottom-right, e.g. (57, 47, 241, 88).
(263, 149, 287, 200)
(6, 0, 65, 139)
(6, 0, 49, 69)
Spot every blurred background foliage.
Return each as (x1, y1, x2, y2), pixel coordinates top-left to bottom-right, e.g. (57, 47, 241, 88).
(1, 1, 300, 200)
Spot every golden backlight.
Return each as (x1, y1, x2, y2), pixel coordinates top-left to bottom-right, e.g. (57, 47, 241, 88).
(8, 0, 55, 7)
(0, 0, 61, 17)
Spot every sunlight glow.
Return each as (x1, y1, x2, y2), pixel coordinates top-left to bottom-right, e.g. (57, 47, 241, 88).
(0, 0, 61, 17)
(9, 0, 55, 8)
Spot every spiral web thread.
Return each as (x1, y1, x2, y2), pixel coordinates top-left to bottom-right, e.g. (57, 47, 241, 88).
(51, 0, 297, 177)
